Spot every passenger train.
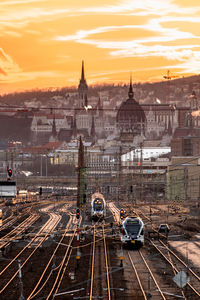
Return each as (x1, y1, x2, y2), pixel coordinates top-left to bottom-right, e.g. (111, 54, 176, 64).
(121, 216, 144, 248)
(91, 192, 106, 220)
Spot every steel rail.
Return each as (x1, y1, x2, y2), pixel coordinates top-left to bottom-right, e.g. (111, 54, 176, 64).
(165, 245, 186, 299)
(0, 212, 54, 276)
(138, 250, 167, 300)
(51, 234, 75, 300)
(46, 232, 75, 300)
(127, 251, 148, 300)
(27, 214, 75, 299)
(159, 239, 200, 281)
(0, 214, 52, 277)
(102, 221, 111, 300)
(150, 240, 200, 297)
(1, 202, 40, 231)
(0, 206, 32, 232)
(89, 226, 96, 300)
(0, 213, 17, 231)
(0, 212, 61, 294)
(0, 213, 39, 248)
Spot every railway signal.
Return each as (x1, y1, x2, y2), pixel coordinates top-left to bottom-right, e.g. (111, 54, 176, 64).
(120, 209, 124, 220)
(39, 187, 42, 196)
(7, 168, 12, 179)
(76, 208, 80, 219)
(83, 193, 86, 204)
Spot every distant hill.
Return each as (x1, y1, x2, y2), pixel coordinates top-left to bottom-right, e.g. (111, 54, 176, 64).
(0, 74, 200, 107)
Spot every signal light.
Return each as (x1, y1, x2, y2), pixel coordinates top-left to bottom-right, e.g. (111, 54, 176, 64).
(120, 209, 124, 220)
(76, 208, 80, 219)
(83, 193, 86, 203)
(39, 187, 42, 195)
(7, 168, 12, 178)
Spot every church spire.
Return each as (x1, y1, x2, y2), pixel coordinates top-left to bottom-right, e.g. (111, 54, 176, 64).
(78, 60, 88, 107)
(52, 114, 57, 137)
(128, 74, 134, 99)
(49, 114, 58, 142)
(72, 115, 77, 138)
(90, 115, 96, 144)
(81, 60, 85, 81)
(84, 93, 88, 108)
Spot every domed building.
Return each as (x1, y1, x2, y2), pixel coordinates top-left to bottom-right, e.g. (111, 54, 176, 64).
(116, 78, 146, 144)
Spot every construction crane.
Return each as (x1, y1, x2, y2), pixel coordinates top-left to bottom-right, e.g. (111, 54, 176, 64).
(163, 70, 179, 102)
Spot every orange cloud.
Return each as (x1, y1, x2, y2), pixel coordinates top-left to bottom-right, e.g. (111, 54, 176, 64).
(0, 0, 200, 93)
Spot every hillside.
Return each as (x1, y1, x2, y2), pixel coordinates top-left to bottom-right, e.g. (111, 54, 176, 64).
(0, 74, 200, 108)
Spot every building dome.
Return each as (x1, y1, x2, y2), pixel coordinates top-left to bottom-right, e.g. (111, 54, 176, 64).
(116, 79, 146, 137)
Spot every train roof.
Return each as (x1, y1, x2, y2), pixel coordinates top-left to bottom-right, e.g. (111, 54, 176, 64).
(91, 192, 105, 200)
(122, 216, 144, 225)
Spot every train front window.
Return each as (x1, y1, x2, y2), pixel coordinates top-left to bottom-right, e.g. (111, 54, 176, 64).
(126, 224, 140, 235)
(95, 204, 102, 211)
(94, 198, 103, 211)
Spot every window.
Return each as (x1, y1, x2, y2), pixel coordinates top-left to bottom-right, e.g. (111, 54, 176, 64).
(183, 138, 193, 156)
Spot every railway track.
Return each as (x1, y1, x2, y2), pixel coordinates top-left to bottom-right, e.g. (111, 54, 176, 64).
(89, 221, 111, 300)
(0, 208, 61, 298)
(107, 202, 120, 223)
(132, 205, 200, 298)
(126, 249, 168, 299)
(150, 239, 200, 299)
(0, 213, 40, 249)
(27, 212, 77, 300)
(0, 206, 34, 233)
(108, 202, 198, 299)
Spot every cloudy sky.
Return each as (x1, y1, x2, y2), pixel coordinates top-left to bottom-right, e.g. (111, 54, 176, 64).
(0, 0, 200, 94)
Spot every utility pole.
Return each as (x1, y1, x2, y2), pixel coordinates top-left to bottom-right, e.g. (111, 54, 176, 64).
(117, 146, 122, 203)
(198, 175, 200, 200)
(40, 155, 42, 177)
(18, 260, 25, 300)
(46, 155, 48, 177)
(140, 143, 143, 202)
(184, 167, 188, 201)
(77, 136, 85, 208)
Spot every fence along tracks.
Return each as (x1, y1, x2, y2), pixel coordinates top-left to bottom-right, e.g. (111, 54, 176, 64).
(89, 220, 111, 300)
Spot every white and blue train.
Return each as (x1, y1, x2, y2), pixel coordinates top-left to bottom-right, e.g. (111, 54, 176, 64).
(121, 216, 144, 248)
(91, 192, 106, 220)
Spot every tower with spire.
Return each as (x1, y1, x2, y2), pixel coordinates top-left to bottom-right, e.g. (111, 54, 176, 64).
(49, 114, 58, 142)
(72, 114, 77, 138)
(90, 115, 96, 144)
(128, 75, 134, 99)
(78, 60, 88, 108)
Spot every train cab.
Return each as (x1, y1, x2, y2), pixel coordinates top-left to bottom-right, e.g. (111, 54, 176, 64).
(91, 192, 106, 220)
(121, 216, 144, 248)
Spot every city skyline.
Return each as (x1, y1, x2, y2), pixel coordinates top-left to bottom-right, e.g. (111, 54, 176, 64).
(0, 0, 200, 94)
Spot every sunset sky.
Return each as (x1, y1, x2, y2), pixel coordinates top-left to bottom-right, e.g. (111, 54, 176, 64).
(0, 0, 200, 94)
